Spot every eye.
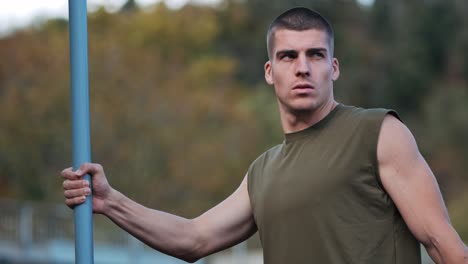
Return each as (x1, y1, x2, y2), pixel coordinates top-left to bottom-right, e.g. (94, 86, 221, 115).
(278, 51, 297, 61)
(311, 52, 325, 59)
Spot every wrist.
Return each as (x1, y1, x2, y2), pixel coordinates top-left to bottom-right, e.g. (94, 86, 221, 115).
(101, 187, 121, 216)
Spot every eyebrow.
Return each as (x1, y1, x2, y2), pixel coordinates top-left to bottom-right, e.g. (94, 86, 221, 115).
(275, 50, 296, 59)
(307, 48, 328, 54)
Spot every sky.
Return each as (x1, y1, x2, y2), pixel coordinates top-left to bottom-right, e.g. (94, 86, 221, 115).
(0, 0, 374, 36)
(0, 0, 218, 35)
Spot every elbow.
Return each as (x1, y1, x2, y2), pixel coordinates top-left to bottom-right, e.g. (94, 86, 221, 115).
(177, 240, 204, 263)
(179, 243, 203, 264)
(171, 240, 203, 263)
(422, 233, 467, 264)
(180, 255, 201, 263)
(177, 220, 207, 263)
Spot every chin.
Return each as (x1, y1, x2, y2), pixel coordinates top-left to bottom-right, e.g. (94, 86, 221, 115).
(292, 101, 320, 111)
(278, 97, 322, 114)
(289, 105, 319, 113)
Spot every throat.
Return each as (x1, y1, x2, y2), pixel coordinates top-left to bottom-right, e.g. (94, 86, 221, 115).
(281, 101, 338, 134)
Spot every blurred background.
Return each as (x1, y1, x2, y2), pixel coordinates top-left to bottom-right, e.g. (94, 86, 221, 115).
(0, 0, 467, 263)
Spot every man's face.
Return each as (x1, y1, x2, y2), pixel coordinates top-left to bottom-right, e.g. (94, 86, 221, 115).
(264, 29, 340, 114)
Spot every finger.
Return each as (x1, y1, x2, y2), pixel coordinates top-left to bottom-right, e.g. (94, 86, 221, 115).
(64, 188, 91, 199)
(76, 163, 103, 177)
(61, 167, 73, 174)
(61, 167, 82, 180)
(65, 196, 86, 208)
(63, 179, 89, 190)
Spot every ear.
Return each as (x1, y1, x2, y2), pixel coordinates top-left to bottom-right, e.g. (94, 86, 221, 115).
(264, 60, 274, 85)
(332, 58, 340, 81)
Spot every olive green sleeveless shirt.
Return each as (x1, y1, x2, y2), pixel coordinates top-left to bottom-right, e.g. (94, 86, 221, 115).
(247, 104, 421, 264)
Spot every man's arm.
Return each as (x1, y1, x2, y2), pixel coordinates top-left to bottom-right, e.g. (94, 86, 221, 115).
(377, 115, 467, 263)
(62, 163, 257, 263)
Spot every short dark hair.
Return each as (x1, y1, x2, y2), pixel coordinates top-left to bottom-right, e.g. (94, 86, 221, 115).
(266, 7, 334, 59)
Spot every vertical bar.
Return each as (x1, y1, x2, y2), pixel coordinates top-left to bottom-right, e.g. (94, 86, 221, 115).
(19, 202, 33, 260)
(68, 0, 94, 263)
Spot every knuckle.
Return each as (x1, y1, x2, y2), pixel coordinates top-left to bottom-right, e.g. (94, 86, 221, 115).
(64, 190, 73, 198)
(80, 163, 89, 170)
(62, 171, 76, 180)
(82, 180, 89, 187)
(61, 167, 72, 175)
(60, 170, 68, 178)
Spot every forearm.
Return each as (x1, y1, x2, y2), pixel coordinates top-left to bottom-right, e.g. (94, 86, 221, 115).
(103, 189, 201, 262)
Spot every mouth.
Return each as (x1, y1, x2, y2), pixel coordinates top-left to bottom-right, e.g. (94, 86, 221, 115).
(293, 83, 314, 90)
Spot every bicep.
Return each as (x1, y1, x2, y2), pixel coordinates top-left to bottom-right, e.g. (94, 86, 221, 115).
(192, 174, 257, 256)
(377, 115, 451, 245)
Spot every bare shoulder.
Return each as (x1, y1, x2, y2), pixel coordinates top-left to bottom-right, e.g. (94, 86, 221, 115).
(377, 114, 419, 166)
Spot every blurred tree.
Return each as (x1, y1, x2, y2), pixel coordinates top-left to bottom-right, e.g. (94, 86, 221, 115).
(0, 0, 466, 240)
(120, 0, 139, 13)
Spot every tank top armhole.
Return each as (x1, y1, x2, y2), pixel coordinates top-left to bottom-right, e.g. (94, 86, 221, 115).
(246, 163, 255, 204)
(246, 151, 267, 221)
(372, 109, 401, 192)
(246, 163, 258, 226)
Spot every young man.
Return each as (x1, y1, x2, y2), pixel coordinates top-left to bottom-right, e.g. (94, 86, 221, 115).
(62, 7, 467, 263)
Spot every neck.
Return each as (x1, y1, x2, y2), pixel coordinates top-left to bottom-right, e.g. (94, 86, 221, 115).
(280, 100, 338, 134)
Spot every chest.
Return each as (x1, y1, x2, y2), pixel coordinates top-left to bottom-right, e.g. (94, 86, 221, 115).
(269, 145, 360, 209)
(250, 132, 382, 229)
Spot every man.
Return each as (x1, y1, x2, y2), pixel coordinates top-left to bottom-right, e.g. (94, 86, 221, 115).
(62, 7, 467, 263)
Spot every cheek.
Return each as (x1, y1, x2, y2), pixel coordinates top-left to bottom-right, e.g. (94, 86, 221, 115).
(271, 70, 286, 87)
(317, 65, 334, 82)
(272, 64, 291, 82)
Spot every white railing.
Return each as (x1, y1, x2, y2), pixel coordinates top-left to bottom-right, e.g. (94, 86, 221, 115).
(0, 199, 205, 263)
(0, 198, 435, 264)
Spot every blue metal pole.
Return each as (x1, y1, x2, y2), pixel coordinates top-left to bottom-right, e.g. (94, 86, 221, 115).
(68, 0, 94, 263)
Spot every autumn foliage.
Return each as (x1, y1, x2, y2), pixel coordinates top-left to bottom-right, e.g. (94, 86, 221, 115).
(0, 0, 467, 239)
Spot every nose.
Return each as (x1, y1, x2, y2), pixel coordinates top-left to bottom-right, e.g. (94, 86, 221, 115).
(295, 55, 310, 77)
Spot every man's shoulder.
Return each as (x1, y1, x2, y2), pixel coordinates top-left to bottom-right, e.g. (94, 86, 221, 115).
(338, 104, 401, 123)
(246, 144, 283, 191)
(249, 144, 283, 169)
